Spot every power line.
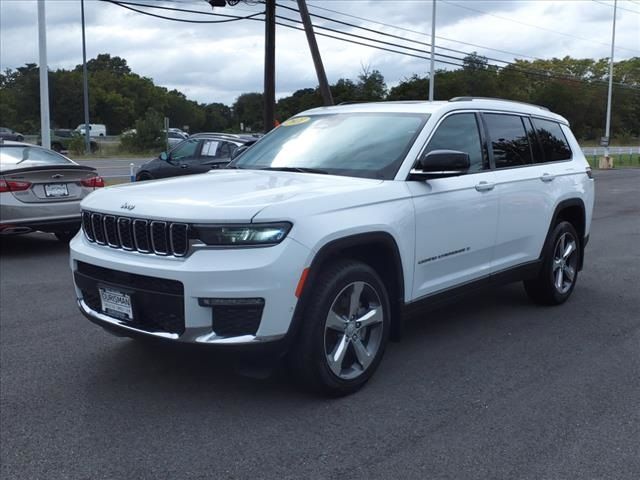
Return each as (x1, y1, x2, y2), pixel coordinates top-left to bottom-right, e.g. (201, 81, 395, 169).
(276, 3, 639, 92)
(590, 0, 640, 14)
(276, 2, 525, 68)
(303, 2, 546, 62)
(102, 0, 640, 92)
(441, 0, 640, 54)
(103, 0, 263, 22)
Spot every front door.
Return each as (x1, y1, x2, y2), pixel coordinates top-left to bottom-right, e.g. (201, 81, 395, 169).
(408, 112, 499, 299)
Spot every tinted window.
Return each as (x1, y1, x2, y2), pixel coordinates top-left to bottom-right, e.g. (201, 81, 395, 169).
(170, 139, 198, 160)
(531, 118, 572, 162)
(232, 113, 429, 180)
(485, 114, 532, 168)
(424, 113, 486, 173)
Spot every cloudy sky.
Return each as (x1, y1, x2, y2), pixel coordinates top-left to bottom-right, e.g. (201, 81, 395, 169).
(1, 0, 639, 105)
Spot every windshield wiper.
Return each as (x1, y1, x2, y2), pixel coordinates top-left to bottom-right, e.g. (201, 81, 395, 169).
(260, 166, 329, 175)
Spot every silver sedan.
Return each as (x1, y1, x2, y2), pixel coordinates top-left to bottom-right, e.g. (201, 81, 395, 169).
(0, 141, 105, 242)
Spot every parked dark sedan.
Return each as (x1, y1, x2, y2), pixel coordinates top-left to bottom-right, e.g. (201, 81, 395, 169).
(135, 134, 256, 181)
(0, 127, 24, 141)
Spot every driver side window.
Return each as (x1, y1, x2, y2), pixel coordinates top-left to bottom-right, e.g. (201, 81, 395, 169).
(424, 113, 487, 173)
(171, 139, 199, 161)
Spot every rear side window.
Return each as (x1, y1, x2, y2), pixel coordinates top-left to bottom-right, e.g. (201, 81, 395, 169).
(531, 118, 572, 162)
(424, 113, 487, 173)
(484, 114, 532, 168)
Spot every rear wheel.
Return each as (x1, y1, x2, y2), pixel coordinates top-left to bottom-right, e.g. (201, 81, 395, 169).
(287, 259, 390, 396)
(54, 231, 77, 243)
(524, 221, 580, 305)
(51, 142, 63, 153)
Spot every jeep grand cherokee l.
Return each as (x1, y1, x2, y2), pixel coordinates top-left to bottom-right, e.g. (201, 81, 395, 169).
(70, 98, 595, 396)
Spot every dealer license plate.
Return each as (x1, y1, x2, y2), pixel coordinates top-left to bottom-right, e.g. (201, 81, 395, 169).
(44, 183, 69, 197)
(99, 288, 133, 321)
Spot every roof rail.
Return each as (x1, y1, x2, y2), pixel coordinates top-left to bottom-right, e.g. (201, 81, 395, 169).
(449, 96, 549, 111)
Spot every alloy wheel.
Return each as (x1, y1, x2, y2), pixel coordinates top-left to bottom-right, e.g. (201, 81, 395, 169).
(324, 281, 384, 380)
(552, 232, 578, 294)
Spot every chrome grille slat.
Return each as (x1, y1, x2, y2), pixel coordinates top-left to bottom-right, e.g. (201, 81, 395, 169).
(133, 219, 151, 253)
(82, 211, 189, 257)
(103, 215, 120, 248)
(82, 211, 95, 242)
(117, 218, 134, 251)
(91, 213, 106, 245)
(150, 221, 169, 255)
(170, 223, 189, 257)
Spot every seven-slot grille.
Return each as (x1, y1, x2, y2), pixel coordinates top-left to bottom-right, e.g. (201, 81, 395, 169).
(82, 211, 189, 257)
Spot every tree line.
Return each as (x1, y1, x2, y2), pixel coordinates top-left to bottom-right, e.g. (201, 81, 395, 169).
(1, 53, 638, 142)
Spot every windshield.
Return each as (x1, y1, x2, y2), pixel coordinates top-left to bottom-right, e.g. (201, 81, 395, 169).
(231, 112, 429, 179)
(0, 146, 73, 168)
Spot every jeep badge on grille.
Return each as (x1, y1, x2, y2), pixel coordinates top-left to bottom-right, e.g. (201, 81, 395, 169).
(120, 202, 135, 211)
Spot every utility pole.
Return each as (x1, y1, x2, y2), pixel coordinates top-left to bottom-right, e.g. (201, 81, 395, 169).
(603, 0, 617, 162)
(428, 0, 436, 101)
(81, 0, 91, 154)
(296, 0, 333, 105)
(37, 0, 51, 149)
(264, 0, 276, 132)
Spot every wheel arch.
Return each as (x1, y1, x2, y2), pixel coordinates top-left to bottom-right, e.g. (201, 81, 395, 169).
(291, 232, 406, 344)
(544, 198, 587, 270)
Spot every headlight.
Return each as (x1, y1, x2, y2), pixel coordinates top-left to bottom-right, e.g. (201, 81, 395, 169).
(192, 222, 292, 247)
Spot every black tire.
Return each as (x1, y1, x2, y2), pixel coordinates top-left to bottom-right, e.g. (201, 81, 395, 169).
(51, 142, 63, 153)
(524, 221, 581, 305)
(287, 259, 391, 396)
(16, 135, 24, 142)
(136, 172, 153, 181)
(54, 230, 77, 243)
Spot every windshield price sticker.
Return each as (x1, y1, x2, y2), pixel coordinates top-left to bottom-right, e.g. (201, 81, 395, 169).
(282, 116, 311, 127)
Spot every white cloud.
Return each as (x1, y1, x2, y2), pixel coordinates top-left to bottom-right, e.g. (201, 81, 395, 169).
(1, 0, 638, 105)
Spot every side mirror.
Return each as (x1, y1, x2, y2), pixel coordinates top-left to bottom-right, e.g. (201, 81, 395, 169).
(410, 150, 470, 180)
(159, 151, 169, 162)
(231, 145, 249, 160)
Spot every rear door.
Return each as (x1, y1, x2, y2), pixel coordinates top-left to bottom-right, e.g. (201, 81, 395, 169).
(409, 112, 499, 298)
(193, 140, 236, 172)
(483, 112, 556, 272)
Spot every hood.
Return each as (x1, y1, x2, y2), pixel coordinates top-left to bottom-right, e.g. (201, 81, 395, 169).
(81, 169, 382, 222)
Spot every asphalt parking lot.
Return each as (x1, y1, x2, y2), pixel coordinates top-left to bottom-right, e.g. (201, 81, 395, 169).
(1, 170, 639, 479)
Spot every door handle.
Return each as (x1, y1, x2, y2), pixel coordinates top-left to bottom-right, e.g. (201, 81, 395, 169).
(180, 164, 189, 169)
(540, 173, 555, 182)
(475, 181, 495, 192)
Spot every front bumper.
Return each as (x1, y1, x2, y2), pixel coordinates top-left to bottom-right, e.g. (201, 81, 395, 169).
(70, 233, 312, 346)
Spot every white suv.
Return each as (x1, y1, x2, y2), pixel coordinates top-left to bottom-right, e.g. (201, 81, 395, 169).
(70, 98, 595, 395)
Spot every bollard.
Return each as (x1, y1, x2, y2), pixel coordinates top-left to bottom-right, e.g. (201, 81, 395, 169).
(130, 163, 135, 182)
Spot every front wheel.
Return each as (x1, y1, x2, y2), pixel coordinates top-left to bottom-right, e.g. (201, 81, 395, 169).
(524, 221, 581, 305)
(287, 259, 390, 396)
(135, 172, 153, 182)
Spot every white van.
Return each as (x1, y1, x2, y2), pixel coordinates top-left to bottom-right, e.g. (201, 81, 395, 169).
(75, 124, 107, 137)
